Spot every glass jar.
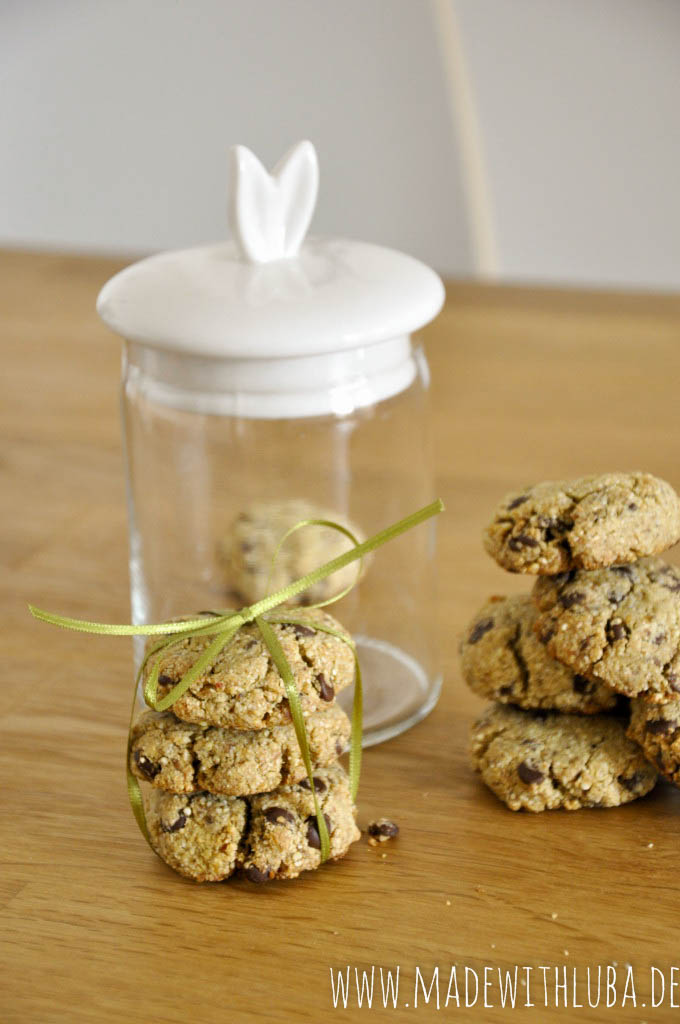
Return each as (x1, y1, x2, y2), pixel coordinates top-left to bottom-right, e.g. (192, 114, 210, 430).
(100, 141, 444, 745)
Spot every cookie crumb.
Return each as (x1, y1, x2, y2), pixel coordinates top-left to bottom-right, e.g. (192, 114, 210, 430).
(491, 943, 496, 950)
(563, 950, 569, 957)
(647, 842, 654, 848)
(446, 900, 451, 906)
(381, 852, 387, 859)
(551, 912, 558, 920)
(367, 818, 399, 842)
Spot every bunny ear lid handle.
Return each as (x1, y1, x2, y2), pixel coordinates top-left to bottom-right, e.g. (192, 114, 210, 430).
(229, 140, 319, 264)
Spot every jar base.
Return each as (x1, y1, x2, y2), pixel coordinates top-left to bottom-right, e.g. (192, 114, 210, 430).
(338, 635, 442, 747)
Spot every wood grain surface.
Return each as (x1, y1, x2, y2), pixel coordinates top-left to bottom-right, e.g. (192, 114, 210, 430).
(3, 250, 680, 1023)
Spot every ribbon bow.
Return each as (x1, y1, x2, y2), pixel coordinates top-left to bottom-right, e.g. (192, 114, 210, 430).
(29, 499, 444, 864)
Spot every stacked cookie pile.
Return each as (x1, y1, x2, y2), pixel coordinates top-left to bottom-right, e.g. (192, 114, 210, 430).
(461, 471, 680, 812)
(130, 609, 360, 881)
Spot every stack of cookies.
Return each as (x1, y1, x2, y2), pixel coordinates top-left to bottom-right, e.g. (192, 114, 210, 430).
(461, 471, 680, 812)
(130, 609, 361, 881)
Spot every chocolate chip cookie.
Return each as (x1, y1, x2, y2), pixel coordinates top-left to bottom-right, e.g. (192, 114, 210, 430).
(484, 472, 680, 575)
(221, 498, 365, 605)
(148, 609, 354, 730)
(469, 704, 657, 812)
(240, 763, 360, 883)
(628, 696, 680, 786)
(130, 704, 350, 796)
(145, 789, 247, 883)
(144, 763, 360, 883)
(533, 557, 680, 701)
(460, 595, 618, 713)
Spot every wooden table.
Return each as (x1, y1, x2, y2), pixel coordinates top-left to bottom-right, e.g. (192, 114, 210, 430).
(3, 250, 680, 1023)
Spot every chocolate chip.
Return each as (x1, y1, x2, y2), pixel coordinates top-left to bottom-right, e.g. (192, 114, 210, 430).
(367, 819, 399, 839)
(133, 750, 161, 780)
(517, 762, 544, 784)
(518, 533, 540, 547)
(161, 809, 188, 833)
(507, 494, 529, 510)
(559, 591, 585, 609)
(539, 516, 572, 541)
(293, 624, 316, 638)
(612, 565, 633, 577)
(468, 618, 494, 644)
(654, 633, 667, 645)
(335, 740, 345, 756)
(508, 533, 540, 551)
(572, 675, 591, 694)
(647, 719, 675, 735)
(316, 672, 334, 701)
(277, 697, 292, 721)
(245, 865, 272, 883)
(619, 773, 642, 791)
(158, 673, 175, 687)
(299, 776, 327, 793)
(305, 813, 332, 849)
(264, 806, 296, 825)
(628, 503, 639, 511)
(538, 627, 555, 646)
(306, 819, 320, 849)
(498, 685, 513, 696)
(654, 567, 680, 591)
(607, 622, 627, 641)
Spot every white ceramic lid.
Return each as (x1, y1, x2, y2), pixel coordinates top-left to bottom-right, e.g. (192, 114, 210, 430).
(96, 141, 445, 359)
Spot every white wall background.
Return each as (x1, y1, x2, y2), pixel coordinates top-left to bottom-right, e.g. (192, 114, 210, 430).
(1, 0, 679, 290)
(0, 0, 470, 273)
(453, 0, 680, 289)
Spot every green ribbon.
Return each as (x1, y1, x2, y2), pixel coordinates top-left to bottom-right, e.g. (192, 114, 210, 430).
(29, 498, 444, 865)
